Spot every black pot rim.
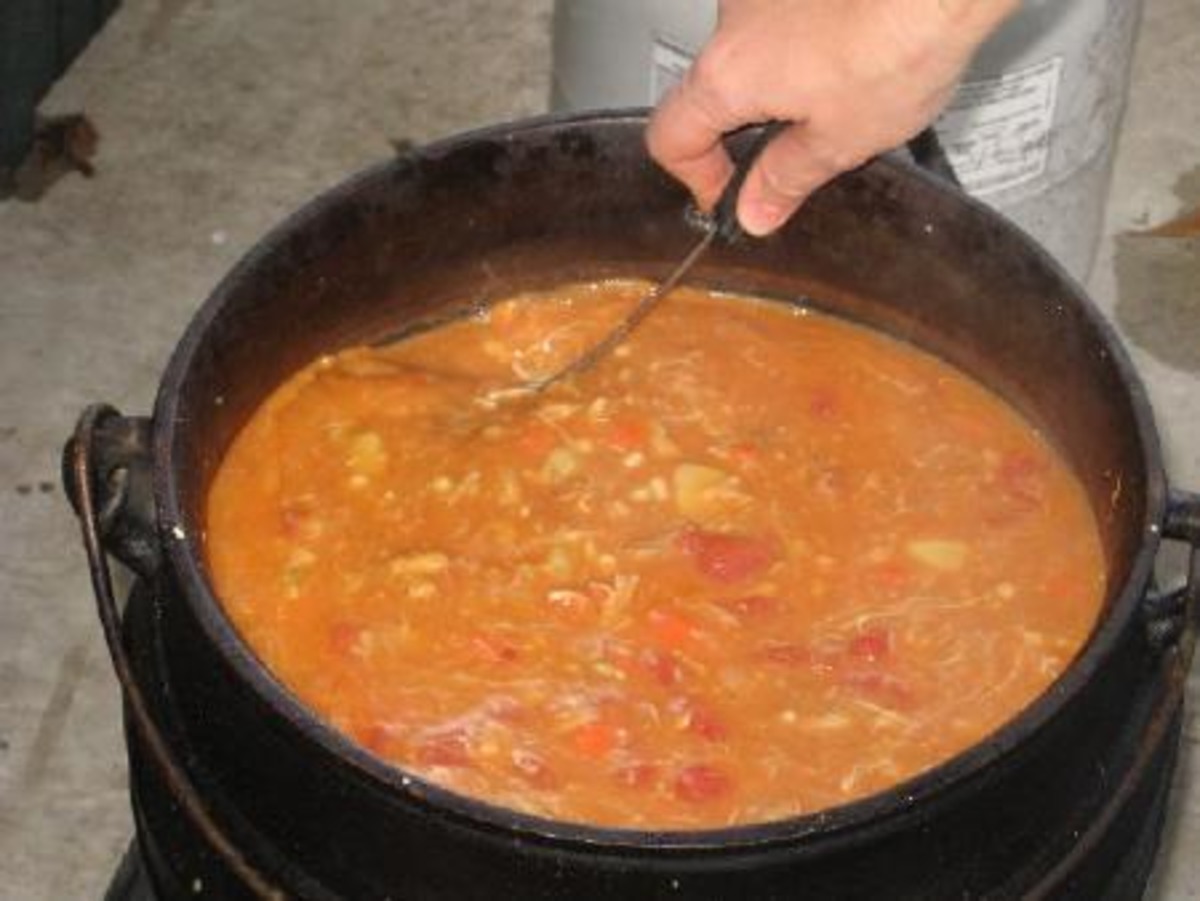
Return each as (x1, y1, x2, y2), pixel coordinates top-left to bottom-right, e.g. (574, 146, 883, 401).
(151, 108, 1170, 852)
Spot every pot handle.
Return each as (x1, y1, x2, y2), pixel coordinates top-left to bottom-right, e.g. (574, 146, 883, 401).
(906, 127, 961, 189)
(66, 404, 287, 900)
(62, 406, 160, 580)
(1146, 489, 1200, 666)
(1034, 489, 1200, 889)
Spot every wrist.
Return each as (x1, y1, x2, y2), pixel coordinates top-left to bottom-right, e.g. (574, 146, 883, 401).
(935, 0, 1022, 41)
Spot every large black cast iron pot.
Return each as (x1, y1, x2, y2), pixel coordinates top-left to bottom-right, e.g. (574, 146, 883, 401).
(67, 111, 1200, 900)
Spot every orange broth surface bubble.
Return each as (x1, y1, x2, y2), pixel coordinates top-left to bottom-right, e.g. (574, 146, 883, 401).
(205, 280, 1105, 829)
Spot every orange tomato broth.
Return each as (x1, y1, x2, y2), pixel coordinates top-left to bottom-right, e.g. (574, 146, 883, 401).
(205, 280, 1105, 830)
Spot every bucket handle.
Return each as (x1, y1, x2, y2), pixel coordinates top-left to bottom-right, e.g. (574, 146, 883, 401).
(66, 404, 287, 900)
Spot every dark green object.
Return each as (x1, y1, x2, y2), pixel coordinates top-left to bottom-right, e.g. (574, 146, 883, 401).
(0, 0, 120, 171)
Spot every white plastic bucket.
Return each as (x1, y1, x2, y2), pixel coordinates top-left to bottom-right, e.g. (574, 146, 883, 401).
(551, 0, 1144, 281)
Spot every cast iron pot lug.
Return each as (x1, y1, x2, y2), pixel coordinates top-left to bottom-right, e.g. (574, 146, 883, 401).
(905, 128, 962, 189)
(1143, 489, 1200, 654)
(1165, 488, 1200, 543)
(62, 405, 160, 581)
(65, 404, 286, 900)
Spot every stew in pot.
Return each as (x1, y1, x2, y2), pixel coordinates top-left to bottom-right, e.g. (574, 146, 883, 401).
(205, 280, 1105, 829)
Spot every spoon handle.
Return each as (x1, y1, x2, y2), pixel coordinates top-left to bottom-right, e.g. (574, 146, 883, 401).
(711, 120, 790, 242)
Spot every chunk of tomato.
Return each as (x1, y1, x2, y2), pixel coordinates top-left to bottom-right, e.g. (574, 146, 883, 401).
(415, 730, 472, 768)
(647, 609, 698, 650)
(686, 701, 728, 742)
(676, 527, 775, 583)
(673, 764, 731, 803)
(846, 627, 891, 662)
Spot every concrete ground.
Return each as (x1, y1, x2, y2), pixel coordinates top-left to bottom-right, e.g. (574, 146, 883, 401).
(0, 1, 1196, 898)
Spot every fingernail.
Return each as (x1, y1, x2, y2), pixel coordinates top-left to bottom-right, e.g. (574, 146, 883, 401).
(740, 199, 787, 237)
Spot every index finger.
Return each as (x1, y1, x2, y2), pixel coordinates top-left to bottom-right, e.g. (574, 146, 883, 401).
(646, 77, 741, 212)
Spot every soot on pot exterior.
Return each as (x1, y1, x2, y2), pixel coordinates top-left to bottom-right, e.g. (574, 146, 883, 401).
(66, 111, 1200, 900)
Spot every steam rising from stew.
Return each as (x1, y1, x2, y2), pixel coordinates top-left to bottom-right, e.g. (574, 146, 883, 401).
(206, 281, 1104, 829)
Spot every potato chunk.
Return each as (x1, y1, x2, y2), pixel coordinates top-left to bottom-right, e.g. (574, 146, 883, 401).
(672, 463, 749, 524)
(906, 539, 968, 571)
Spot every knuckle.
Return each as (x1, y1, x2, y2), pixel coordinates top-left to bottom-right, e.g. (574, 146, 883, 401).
(682, 42, 743, 123)
(693, 35, 740, 78)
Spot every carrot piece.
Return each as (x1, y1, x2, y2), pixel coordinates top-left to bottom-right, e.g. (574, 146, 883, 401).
(648, 610, 697, 650)
(727, 441, 760, 467)
(569, 721, 619, 758)
(868, 560, 912, 590)
(517, 422, 559, 457)
(605, 416, 648, 452)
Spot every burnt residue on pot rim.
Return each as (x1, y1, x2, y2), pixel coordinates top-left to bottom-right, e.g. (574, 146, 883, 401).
(149, 109, 1173, 853)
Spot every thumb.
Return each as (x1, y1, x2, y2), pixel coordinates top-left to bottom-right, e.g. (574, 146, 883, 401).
(736, 122, 850, 236)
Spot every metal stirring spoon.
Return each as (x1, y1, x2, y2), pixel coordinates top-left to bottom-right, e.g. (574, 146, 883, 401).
(483, 121, 787, 404)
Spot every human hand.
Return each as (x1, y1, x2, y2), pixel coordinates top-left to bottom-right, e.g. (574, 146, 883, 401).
(646, 0, 1018, 235)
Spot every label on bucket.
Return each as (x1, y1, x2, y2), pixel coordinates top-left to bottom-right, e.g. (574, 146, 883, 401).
(937, 57, 1064, 197)
(650, 36, 695, 102)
